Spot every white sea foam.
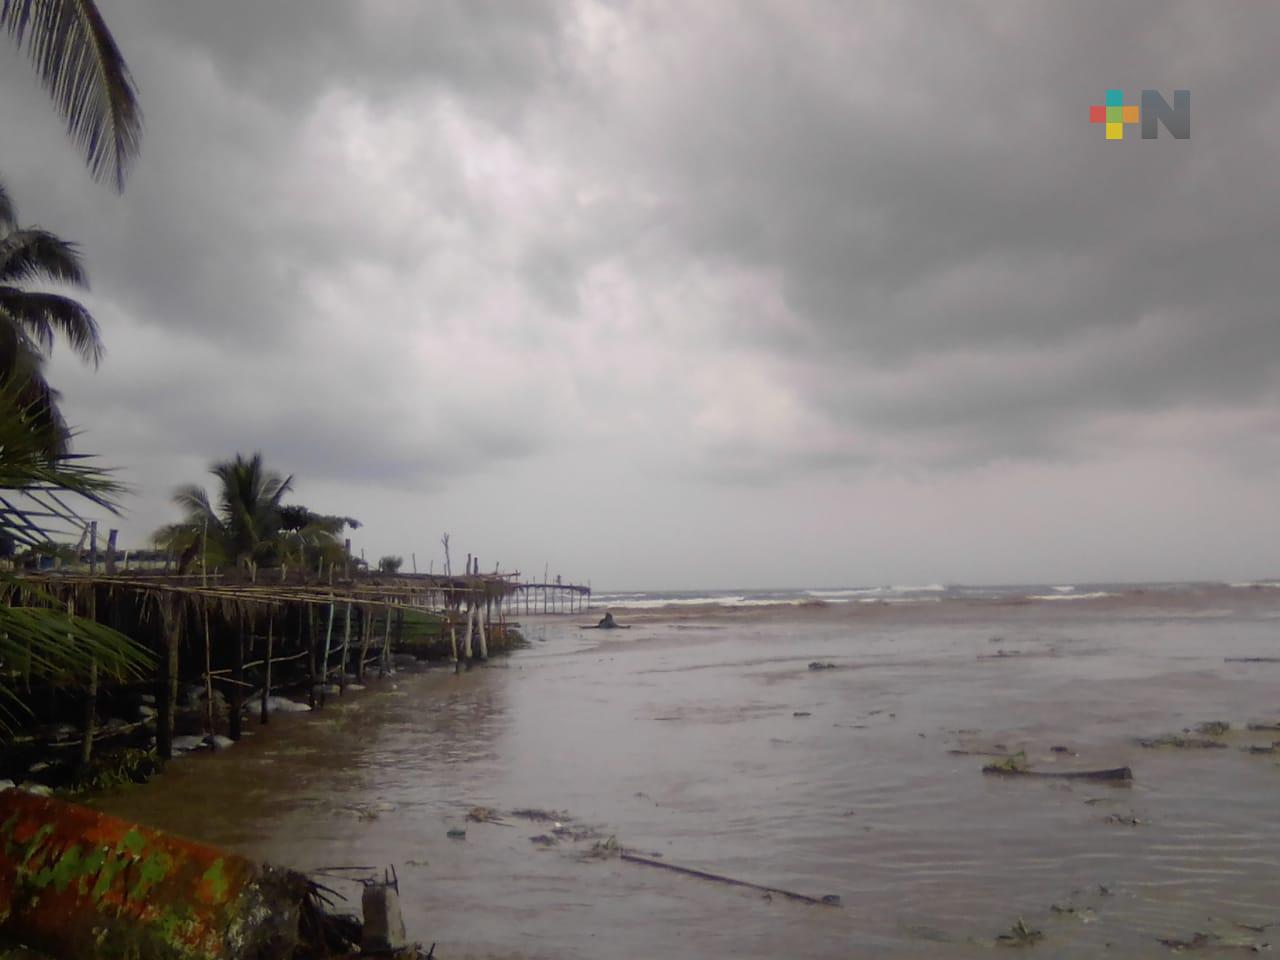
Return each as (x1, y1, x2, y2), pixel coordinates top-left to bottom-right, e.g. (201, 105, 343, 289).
(1027, 591, 1116, 601)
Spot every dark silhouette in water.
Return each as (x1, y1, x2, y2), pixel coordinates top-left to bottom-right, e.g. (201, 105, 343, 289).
(598, 612, 618, 629)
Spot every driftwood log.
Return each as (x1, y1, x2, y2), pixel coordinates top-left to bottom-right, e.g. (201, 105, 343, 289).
(618, 852, 840, 906)
(982, 765, 1133, 782)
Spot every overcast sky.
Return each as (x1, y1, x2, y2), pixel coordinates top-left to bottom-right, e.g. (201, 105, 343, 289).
(2, 1, 1278, 590)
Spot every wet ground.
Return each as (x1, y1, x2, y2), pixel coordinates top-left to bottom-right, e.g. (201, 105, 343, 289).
(97, 587, 1280, 957)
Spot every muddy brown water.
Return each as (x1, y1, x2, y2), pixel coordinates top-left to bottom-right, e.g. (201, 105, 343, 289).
(96, 587, 1280, 957)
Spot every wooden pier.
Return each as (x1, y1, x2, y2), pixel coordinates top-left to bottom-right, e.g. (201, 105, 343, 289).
(504, 580, 592, 615)
(0, 566, 567, 770)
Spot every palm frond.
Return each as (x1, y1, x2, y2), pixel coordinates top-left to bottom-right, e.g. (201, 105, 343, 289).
(0, 382, 121, 549)
(0, 287, 102, 364)
(0, 578, 153, 731)
(1, 0, 143, 190)
(0, 228, 88, 286)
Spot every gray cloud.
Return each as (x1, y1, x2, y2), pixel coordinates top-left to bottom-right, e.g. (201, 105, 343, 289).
(3, 0, 1279, 584)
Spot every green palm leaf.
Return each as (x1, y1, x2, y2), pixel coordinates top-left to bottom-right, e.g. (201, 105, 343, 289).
(1, 0, 143, 190)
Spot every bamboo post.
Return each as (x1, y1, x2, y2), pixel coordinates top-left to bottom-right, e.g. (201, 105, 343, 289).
(305, 604, 317, 709)
(319, 599, 335, 705)
(202, 607, 214, 734)
(261, 614, 273, 724)
(357, 606, 371, 681)
(447, 609, 458, 662)
(157, 599, 181, 760)
(380, 604, 392, 677)
(105, 529, 118, 574)
(78, 595, 97, 768)
(338, 602, 351, 693)
(229, 624, 244, 740)
(460, 602, 473, 663)
(476, 599, 488, 660)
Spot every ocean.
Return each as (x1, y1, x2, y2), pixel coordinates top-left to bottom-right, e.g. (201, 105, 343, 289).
(98, 581, 1280, 958)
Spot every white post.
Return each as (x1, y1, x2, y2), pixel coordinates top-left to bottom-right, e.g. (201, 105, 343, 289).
(476, 601, 488, 660)
(460, 602, 473, 660)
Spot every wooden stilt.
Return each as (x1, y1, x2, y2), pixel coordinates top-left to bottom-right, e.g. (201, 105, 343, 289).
(461, 603, 473, 662)
(338, 602, 351, 694)
(357, 605, 371, 681)
(306, 605, 317, 710)
(380, 604, 392, 677)
(202, 608, 214, 733)
(79, 598, 97, 771)
(476, 601, 488, 660)
(157, 600, 181, 760)
(261, 615, 273, 724)
(320, 600, 335, 705)
(229, 625, 244, 740)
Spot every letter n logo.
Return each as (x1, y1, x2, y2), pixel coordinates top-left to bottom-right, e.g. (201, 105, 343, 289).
(1141, 90, 1190, 139)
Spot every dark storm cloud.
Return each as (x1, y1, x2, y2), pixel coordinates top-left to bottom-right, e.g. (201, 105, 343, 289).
(5, 0, 1280, 533)
(559, 0, 1280, 475)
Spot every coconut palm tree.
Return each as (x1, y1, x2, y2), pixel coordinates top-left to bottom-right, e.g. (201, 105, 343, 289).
(2, 0, 143, 189)
(0, 181, 103, 453)
(155, 453, 296, 574)
(155, 455, 361, 575)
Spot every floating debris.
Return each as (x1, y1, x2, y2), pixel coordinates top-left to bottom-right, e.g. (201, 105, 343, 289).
(511, 808, 572, 823)
(996, 918, 1044, 947)
(1103, 814, 1145, 826)
(1247, 722, 1280, 731)
(1241, 742, 1280, 755)
(446, 828, 466, 840)
(1157, 930, 1270, 952)
(582, 836, 621, 860)
(1196, 721, 1232, 736)
(466, 806, 506, 824)
(807, 661, 837, 671)
(618, 851, 840, 906)
(982, 753, 1133, 782)
(1137, 736, 1228, 750)
(529, 835, 558, 847)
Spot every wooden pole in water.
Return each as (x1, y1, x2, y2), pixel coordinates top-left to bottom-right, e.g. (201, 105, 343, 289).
(105, 529, 118, 575)
(476, 599, 488, 660)
(460, 602, 473, 664)
(306, 604, 317, 709)
(157, 598, 181, 760)
(338, 602, 351, 693)
(380, 603, 392, 677)
(357, 605, 371, 681)
(78, 594, 97, 768)
(320, 599, 335, 705)
(229, 623, 245, 740)
(202, 606, 214, 734)
(261, 614, 273, 724)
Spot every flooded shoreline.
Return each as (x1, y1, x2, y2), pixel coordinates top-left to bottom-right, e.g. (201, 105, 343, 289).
(95, 587, 1280, 958)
